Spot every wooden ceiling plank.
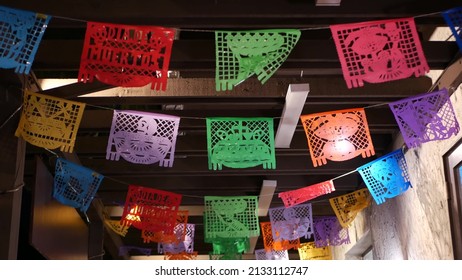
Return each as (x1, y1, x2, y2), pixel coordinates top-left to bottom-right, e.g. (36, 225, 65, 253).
(33, 40, 458, 76)
(21, 131, 391, 155)
(57, 76, 431, 99)
(1, 1, 458, 26)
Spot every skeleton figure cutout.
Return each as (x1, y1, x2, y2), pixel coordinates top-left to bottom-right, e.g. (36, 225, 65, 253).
(0, 6, 51, 74)
(345, 23, 413, 83)
(53, 158, 104, 213)
(301, 108, 375, 167)
(389, 88, 459, 148)
(269, 204, 313, 241)
(369, 155, 410, 203)
(357, 149, 411, 205)
(107, 110, 180, 166)
(330, 18, 429, 88)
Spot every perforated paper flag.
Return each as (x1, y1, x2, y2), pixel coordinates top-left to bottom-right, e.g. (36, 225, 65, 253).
(313, 216, 350, 247)
(142, 210, 188, 244)
(301, 108, 375, 167)
(330, 18, 429, 88)
(15, 91, 86, 153)
(357, 149, 411, 205)
(212, 237, 250, 255)
(0, 6, 51, 74)
(298, 242, 332, 260)
(206, 117, 276, 170)
(158, 224, 195, 254)
(261, 221, 300, 252)
(278, 180, 335, 207)
(255, 249, 289, 260)
(121, 185, 182, 232)
(329, 188, 371, 228)
(53, 158, 104, 213)
(389, 88, 459, 148)
(165, 252, 198, 260)
(106, 110, 180, 166)
(209, 252, 242, 260)
(443, 7, 462, 51)
(268, 203, 313, 240)
(79, 22, 175, 90)
(204, 196, 259, 241)
(215, 29, 300, 91)
(104, 218, 129, 237)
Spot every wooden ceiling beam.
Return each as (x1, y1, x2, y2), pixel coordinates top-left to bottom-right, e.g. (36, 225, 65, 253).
(96, 174, 359, 192)
(37, 132, 390, 155)
(33, 40, 458, 78)
(77, 155, 373, 176)
(75, 77, 432, 99)
(38, 76, 432, 100)
(1, 0, 458, 26)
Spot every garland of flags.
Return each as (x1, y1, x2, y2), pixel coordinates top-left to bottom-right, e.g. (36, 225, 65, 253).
(1, 5, 462, 90)
(2, 4, 462, 259)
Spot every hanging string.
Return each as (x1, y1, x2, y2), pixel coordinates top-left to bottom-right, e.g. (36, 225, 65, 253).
(299, 26, 331, 31)
(171, 28, 214, 33)
(2, 91, 438, 123)
(88, 250, 106, 259)
(0, 105, 22, 131)
(2, 5, 457, 204)
(362, 54, 460, 111)
(413, 11, 445, 18)
(445, 33, 455, 41)
(330, 169, 357, 181)
(44, 148, 60, 158)
(363, 103, 389, 109)
(21, 7, 455, 33)
(52, 15, 87, 24)
(85, 103, 207, 120)
(0, 183, 24, 195)
(47, 137, 360, 202)
(105, 176, 134, 187)
(85, 103, 281, 120)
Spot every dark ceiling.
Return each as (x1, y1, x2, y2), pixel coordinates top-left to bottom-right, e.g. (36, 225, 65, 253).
(2, 0, 461, 259)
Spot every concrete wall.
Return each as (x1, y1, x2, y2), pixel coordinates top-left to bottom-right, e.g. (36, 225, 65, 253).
(332, 84, 462, 260)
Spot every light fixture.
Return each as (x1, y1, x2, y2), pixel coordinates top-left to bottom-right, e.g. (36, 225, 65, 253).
(275, 84, 310, 148)
(315, 0, 342, 6)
